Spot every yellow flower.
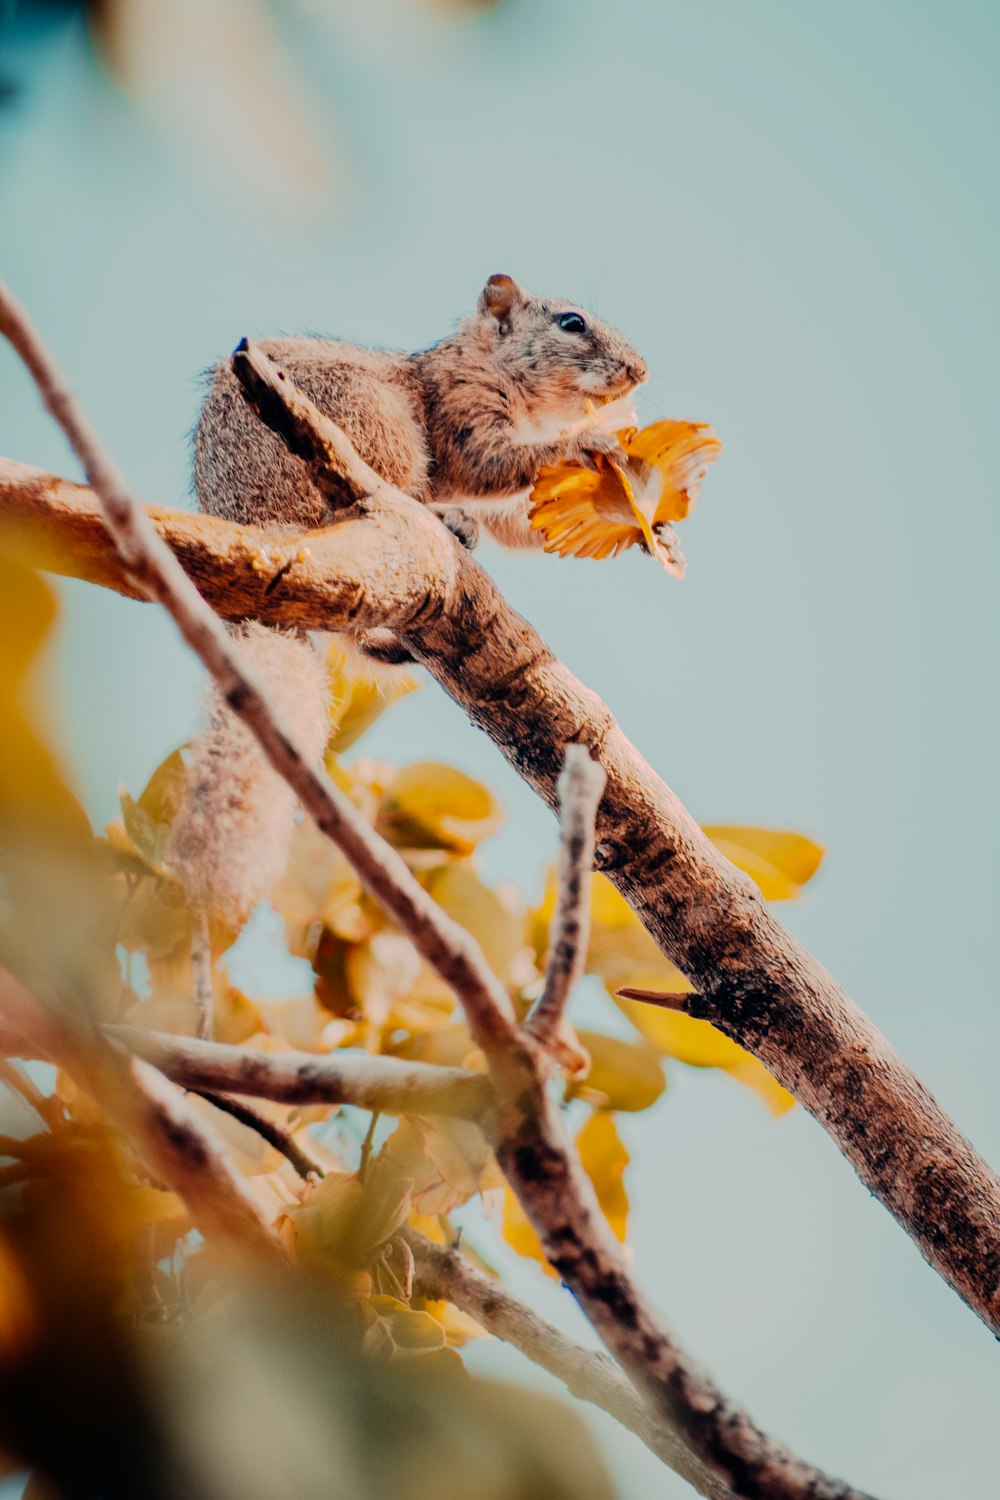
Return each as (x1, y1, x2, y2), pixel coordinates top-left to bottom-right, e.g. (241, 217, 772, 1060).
(528, 419, 722, 577)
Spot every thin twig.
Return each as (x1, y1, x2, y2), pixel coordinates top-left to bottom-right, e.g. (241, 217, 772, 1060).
(616, 988, 694, 1012)
(109, 1028, 493, 1120)
(191, 907, 214, 1041)
(358, 1110, 380, 1182)
(191, 1089, 322, 1181)
(528, 744, 606, 1052)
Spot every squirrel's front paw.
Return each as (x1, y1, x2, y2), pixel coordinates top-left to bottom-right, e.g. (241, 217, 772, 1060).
(574, 428, 627, 471)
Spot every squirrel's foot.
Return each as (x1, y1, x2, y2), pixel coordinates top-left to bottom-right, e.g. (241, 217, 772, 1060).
(435, 506, 480, 551)
(353, 629, 416, 668)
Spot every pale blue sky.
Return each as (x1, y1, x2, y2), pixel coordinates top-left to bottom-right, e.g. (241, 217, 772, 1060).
(1, 2, 998, 1496)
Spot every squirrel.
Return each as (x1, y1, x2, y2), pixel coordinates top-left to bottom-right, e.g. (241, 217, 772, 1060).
(172, 274, 648, 932)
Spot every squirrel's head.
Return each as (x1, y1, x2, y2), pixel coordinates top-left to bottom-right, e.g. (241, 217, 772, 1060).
(473, 274, 648, 407)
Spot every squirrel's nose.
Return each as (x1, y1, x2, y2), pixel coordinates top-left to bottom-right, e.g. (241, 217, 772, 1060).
(627, 359, 648, 385)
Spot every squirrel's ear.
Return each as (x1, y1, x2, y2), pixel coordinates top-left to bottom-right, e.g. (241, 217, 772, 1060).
(478, 274, 523, 322)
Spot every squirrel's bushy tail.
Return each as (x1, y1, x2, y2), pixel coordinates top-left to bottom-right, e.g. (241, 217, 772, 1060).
(172, 624, 330, 929)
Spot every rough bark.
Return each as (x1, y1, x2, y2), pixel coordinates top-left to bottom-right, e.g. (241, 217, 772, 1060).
(111, 1027, 492, 1119)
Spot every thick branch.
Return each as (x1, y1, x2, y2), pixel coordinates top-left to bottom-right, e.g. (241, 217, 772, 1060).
(404, 1229, 735, 1500)
(0, 457, 454, 631)
(111, 1028, 493, 1120)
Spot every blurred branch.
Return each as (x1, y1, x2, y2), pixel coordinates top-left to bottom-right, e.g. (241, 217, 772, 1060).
(191, 1089, 323, 1182)
(0, 299, 878, 1499)
(0, 966, 284, 1264)
(527, 744, 605, 1058)
(191, 908, 214, 1041)
(404, 1228, 735, 1500)
(111, 1028, 493, 1120)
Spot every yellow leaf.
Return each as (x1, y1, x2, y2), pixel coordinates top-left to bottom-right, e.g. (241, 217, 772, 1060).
(0, 561, 82, 831)
(415, 1296, 488, 1347)
(575, 1111, 629, 1243)
(213, 984, 267, 1045)
(378, 762, 504, 854)
(273, 817, 368, 950)
(568, 1030, 665, 1112)
(533, 869, 690, 994)
(325, 645, 418, 753)
(290, 1162, 412, 1274)
(383, 1116, 502, 1216)
(616, 998, 745, 1067)
(424, 863, 526, 983)
(124, 1185, 188, 1226)
(727, 1056, 796, 1116)
(534, 848, 810, 1115)
(502, 1185, 554, 1276)
(117, 747, 188, 873)
(346, 931, 424, 1033)
(0, 560, 117, 1011)
(702, 826, 824, 901)
(391, 1021, 478, 1070)
(615, 999, 794, 1115)
(369, 1296, 448, 1352)
(528, 418, 721, 577)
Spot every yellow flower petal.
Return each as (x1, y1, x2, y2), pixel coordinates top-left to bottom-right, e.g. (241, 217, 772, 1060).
(527, 418, 721, 570)
(624, 419, 723, 525)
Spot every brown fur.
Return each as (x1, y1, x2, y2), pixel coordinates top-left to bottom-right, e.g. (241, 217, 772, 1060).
(180, 277, 647, 928)
(193, 273, 647, 544)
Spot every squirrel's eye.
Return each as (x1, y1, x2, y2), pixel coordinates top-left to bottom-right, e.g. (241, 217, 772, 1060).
(556, 312, 587, 335)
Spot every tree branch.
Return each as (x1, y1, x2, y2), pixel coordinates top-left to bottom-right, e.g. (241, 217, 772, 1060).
(191, 1089, 323, 1181)
(110, 1028, 493, 1120)
(0, 300, 879, 1499)
(5, 449, 995, 1338)
(528, 744, 606, 1055)
(0, 967, 284, 1264)
(404, 1228, 735, 1500)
